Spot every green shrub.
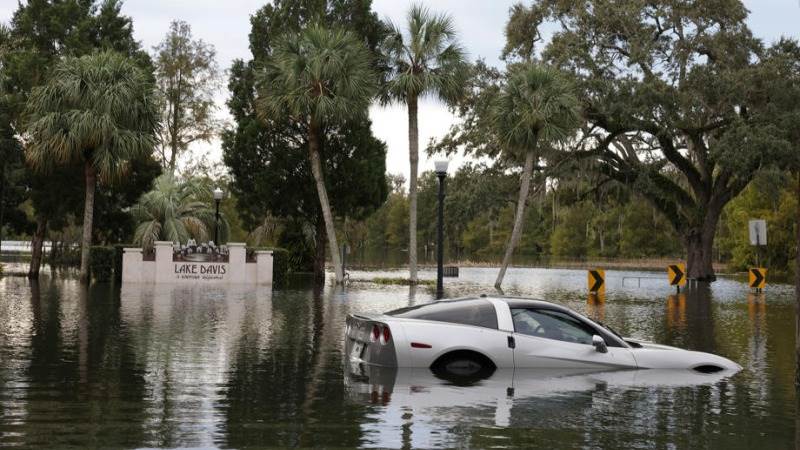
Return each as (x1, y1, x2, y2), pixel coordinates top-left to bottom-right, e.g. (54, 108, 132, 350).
(247, 247, 289, 288)
(90, 246, 115, 282)
(370, 277, 435, 286)
(113, 244, 131, 282)
(48, 244, 81, 267)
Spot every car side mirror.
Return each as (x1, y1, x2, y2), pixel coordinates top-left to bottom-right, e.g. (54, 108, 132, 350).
(592, 335, 608, 353)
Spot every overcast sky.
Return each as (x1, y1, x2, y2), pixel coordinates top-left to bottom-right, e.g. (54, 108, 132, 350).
(2, 0, 799, 181)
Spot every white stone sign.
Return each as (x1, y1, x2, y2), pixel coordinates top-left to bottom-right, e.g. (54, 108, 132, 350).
(122, 241, 273, 285)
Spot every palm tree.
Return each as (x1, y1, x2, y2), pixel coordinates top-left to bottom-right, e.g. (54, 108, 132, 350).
(493, 64, 580, 289)
(256, 24, 377, 284)
(131, 174, 229, 251)
(382, 4, 468, 283)
(25, 51, 158, 283)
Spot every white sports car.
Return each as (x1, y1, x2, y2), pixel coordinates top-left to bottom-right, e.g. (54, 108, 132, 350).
(345, 296, 741, 377)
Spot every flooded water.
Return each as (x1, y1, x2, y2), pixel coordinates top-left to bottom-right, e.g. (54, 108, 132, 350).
(0, 264, 796, 448)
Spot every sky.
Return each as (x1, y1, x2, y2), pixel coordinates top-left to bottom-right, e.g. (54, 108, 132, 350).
(2, 0, 799, 181)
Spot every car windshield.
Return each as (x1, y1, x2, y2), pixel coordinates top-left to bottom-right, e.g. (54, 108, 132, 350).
(594, 320, 625, 340)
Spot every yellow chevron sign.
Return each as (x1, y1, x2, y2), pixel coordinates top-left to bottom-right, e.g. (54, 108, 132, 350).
(587, 269, 605, 294)
(667, 264, 686, 287)
(749, 268, 766, 289)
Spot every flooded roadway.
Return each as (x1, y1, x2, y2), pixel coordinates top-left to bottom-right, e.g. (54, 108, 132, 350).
(0, 265, 796, 448)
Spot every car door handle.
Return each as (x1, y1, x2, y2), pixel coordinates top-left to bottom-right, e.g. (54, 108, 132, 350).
(507, 336, 516, 349)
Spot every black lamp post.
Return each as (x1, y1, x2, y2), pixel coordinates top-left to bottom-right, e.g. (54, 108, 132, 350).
(434, 160, 449, 300)
(213, 187, 223, 245)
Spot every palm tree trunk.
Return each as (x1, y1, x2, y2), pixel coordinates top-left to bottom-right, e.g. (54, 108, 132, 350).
(308, 119, 344, 284)
(313, 218, 326, 284)
(495, 145, 537, 289)
(28, 216, 47, 279)
(79, 161, 97, 284)
(408, 94, 419, 283)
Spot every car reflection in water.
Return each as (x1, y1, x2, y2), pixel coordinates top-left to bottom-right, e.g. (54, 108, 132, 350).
(345, 362, 740, 446)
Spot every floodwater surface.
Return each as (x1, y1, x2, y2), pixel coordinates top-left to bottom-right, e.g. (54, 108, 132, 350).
(0, 265, 796, 448)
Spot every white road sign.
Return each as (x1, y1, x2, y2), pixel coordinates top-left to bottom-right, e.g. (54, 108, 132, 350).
(749, 219, 767, 246)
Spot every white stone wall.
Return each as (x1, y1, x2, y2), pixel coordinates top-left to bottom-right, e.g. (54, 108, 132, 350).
(121, 242, 273, 286)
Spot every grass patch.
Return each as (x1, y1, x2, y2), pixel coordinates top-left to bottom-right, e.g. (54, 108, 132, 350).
(369, 277, 436, 286)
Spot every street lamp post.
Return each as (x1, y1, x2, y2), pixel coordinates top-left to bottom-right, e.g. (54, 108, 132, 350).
(213, 187, 223, 245)
(434, 160, 449, 300)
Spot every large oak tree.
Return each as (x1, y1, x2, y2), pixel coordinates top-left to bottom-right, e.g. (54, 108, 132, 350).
(505, 0, 797, 281)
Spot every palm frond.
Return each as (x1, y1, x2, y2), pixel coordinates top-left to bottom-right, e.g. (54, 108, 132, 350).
(255, 24, 377, 125)
(491, 63, 581, 160)
(381, 4, 469, 103)
(130, 173, 230, 248)
(24, 50, 159, 182)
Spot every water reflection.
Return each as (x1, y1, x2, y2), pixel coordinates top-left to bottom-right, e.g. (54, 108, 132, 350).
(346, 365, 740, 448)
(586, 292, 605, 323)
(666, 293, 687, 331)
(0, 269, 797, 448)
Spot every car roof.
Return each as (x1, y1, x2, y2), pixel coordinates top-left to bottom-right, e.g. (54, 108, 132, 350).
(430, 296, 575, 313)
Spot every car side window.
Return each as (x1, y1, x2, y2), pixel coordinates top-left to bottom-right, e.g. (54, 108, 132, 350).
(511, 308, 597, 345)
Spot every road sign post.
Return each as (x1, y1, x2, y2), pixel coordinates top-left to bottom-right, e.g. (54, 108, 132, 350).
(588, 269, 605, 294)
(668, 264, 687, 293)
(749, 268, 767, 292)
(749, 219, 767, 268)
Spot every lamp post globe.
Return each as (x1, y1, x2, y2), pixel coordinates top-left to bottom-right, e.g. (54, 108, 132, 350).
(434, 160, 449, 299)
(213, 187, 223, 245)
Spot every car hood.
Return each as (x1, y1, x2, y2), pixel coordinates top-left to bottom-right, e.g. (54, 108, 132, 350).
(624, 338, 742, 371)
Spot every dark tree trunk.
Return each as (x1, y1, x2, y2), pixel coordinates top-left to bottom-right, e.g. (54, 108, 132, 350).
(313, 218, 326, 284)
(79, 162, 97, 284)
(684, 202, 723, 282)
(0, 162, 5, 255)
(28, 217, 47, 279)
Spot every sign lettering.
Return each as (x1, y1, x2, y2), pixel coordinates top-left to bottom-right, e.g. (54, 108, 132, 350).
(173, 263, 228, 281)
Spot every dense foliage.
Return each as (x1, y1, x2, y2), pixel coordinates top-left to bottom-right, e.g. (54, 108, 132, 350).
(89, 245, 114, 282)
(2, 0, 798, 285)
(222, 0, 389, 280)
(346, 163, 683, 266)
(25, 50, 159, 282)
(1, 0, 159, 279)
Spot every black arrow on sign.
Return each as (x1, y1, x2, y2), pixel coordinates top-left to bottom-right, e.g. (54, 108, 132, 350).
(750, 269, 764, 288)
(589, 270, 604, 292)
(669, 265, 684, 285)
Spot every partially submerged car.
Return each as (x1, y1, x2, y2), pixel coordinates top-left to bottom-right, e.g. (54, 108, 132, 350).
(344, 297, 741, 377)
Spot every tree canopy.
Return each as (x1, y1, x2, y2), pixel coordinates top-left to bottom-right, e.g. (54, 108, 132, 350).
(153, 20, 220, 173)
